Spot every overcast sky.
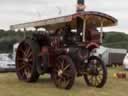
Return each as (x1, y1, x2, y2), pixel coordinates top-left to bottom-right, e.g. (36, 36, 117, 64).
(0, 0, 128, 33)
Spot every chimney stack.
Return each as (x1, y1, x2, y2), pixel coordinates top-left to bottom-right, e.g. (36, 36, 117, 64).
(77, 0, 85, 12)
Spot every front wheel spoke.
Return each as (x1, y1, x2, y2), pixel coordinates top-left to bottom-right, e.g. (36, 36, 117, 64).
(99, 72, 103, 76)
(95, 76, 99, 86)
(96, 76, 101, 84)
(89, 75, 95, 86)
(97, 67, 103, 71)
(92, 76, 96, 86)
(97, 74, 103, 81)
(98, 72, 104, 76)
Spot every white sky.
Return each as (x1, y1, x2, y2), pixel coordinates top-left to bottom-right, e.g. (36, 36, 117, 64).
(0, 0, 128, 33)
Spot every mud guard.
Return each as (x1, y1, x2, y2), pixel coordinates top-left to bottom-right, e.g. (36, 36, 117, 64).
(86, 42, 99, 50)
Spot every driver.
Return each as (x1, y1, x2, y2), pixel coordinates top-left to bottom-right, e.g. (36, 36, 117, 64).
(63, 25, 77, 45)
(86, 24, 100, 42)
(52, 26, 73, 47)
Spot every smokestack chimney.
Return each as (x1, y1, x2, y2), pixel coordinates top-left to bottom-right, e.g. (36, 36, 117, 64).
(77, 0, 85, 12)
(77, 0, 84, 4)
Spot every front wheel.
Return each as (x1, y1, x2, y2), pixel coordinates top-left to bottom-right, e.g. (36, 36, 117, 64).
(51, 55, 76, 89)
(84, 56, 107, 88)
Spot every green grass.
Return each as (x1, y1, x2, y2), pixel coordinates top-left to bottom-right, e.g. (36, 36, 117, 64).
(0, 67, 128, 96)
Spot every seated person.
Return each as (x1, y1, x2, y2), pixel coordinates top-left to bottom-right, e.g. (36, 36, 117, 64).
(63, 25, 81, 45)
(85, 24, 100, 43)
(50, 28, 65, 48)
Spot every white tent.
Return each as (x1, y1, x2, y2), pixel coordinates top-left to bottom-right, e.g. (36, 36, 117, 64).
(13, 43, 19, 61)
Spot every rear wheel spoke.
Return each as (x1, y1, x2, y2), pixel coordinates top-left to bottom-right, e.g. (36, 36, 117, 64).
(25, 48, 31, 57)
(63, 72, 72, 78)
(63, 64, 70, 71)
(27, 52, 32, 58)
(19, 49, 25, 56)
(17, 63, 28, 71)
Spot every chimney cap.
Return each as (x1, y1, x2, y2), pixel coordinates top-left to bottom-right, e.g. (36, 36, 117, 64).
(77, 0, 85, 4)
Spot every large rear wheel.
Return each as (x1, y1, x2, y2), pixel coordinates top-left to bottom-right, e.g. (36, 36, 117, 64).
(51, 55, 76, 89)
(16, 39, 40, 82)
(84, 56, 107, 88)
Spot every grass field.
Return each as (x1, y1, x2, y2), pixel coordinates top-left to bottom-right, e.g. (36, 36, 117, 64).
(0, 67, 128, 96)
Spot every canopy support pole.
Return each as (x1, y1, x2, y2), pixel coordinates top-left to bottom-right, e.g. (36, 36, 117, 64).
(82, 18, 86, 42)
(100, 21, 103, 43)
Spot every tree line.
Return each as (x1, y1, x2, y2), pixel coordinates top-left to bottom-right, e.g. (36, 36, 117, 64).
(0, 29, 128, 53)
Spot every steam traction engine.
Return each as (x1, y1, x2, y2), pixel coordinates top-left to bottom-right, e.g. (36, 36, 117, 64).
(10, 0, 118, 89)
